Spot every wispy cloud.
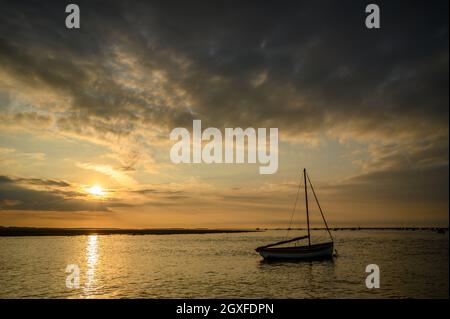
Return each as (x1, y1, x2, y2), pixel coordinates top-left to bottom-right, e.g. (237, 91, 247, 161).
(76, 162, 137, 186)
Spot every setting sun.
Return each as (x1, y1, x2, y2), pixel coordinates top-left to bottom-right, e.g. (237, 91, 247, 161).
(86, 185, 105, 197)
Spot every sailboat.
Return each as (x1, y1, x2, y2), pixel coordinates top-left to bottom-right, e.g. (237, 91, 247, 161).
(256, 168, 334, 260)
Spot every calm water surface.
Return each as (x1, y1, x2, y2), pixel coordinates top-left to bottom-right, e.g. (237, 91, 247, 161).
(0, 230, 448, 298)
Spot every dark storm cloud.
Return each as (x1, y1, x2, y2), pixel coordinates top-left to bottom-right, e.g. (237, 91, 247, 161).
(114, 0, 448, 134)
(0, 0, 447, 133)
(0, 1, 193, 143)
(324, 164, 449, 202)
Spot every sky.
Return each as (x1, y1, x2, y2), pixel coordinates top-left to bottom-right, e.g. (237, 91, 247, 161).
(0, 0, 448, 228)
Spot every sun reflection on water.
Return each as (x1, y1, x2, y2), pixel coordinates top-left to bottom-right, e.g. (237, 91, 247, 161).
(84, 235, 98, 296)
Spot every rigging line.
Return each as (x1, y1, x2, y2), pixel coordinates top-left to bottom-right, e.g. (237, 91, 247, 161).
(306, 172, 334, 241)
(285, 170, 303, 240)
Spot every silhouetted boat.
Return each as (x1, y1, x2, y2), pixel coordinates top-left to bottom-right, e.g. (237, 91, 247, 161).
(256, 168, 334, 260)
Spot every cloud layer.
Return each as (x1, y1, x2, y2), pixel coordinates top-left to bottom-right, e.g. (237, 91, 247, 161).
(0, 0, 448, 226)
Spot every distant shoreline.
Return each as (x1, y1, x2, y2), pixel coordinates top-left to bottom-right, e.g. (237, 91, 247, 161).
(0, 227, 258, 237)
(266, 227, 448, 232)
(0, 226, 447, 236)
(268, 227, 448, 231)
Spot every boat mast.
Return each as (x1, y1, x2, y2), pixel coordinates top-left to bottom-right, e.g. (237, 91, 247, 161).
(307, 173, 334, 242)
(304, 168, 311, 246)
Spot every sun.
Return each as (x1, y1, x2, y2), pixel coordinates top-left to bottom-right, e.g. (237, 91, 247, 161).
(86, 185, 105, 196)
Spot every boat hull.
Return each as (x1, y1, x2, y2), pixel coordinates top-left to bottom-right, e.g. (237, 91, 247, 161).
(256, 241, 334, 260)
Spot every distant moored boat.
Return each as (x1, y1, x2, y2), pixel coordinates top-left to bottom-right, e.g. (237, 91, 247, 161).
(256, 168, 334, 260)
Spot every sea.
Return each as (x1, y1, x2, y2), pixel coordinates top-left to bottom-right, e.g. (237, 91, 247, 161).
(0, 229, 448, 298)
